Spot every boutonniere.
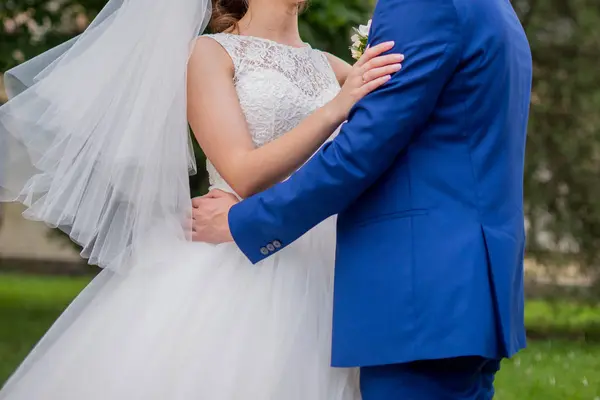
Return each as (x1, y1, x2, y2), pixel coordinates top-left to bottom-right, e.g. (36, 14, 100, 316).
(350, 19, 371, 60)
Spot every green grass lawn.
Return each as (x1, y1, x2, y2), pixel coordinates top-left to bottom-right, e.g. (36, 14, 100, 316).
(0, 274, 92, 383)
(1, 273, 599, 398)
(496, 341, 600, 399)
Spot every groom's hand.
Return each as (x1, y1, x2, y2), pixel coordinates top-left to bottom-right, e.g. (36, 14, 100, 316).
(191, 190, 238, 244)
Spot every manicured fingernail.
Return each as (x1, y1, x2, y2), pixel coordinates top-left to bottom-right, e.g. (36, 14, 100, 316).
(384, 41, 395, 46)
(392, 64, 402, 71)
(394, 54, 404, 61)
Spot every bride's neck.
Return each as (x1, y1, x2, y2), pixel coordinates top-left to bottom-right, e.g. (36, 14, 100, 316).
(237, 1, 303, 47)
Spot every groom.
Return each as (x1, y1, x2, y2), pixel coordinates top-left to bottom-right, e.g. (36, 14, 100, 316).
(192, 0, 532, 398)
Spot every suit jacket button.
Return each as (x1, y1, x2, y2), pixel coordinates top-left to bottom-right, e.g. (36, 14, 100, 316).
(260, 247, 269, 256)
(273, 240, 282, 249)
(266, 243, 275, 252)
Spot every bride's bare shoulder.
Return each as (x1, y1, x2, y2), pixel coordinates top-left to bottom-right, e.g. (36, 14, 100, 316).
(189, 36, 235, 75)
(323, 52, 352, 86)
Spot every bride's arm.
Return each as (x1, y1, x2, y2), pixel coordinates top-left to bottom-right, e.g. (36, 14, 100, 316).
(187, 38, 402, 199)
(325, 53, 352, 86)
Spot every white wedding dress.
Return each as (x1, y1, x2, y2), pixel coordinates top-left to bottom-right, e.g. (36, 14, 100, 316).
(0, 33, 360, 400)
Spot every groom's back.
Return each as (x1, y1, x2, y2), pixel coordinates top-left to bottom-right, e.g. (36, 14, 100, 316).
(334, 0, 532, 367)
(405, 0, 532, 221)
(448, 0, 531, 215)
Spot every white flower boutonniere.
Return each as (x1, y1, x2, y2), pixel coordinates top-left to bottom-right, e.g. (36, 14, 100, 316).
(350, 19, 371, 61)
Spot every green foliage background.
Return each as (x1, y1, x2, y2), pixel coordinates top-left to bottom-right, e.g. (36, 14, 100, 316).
(2, 0, 600, 282)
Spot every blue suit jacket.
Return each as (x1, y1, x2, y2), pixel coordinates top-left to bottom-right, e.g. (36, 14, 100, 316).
(229, 0, 532, 367)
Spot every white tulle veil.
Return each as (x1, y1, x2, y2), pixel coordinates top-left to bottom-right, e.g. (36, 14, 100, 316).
(0, 0, 212, 272)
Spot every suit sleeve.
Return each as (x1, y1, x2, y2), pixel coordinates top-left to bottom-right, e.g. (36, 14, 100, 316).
(228, 0, 462, 263)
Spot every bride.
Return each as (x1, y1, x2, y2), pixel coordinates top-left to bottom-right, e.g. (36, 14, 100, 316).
(0, 0, 402, 398)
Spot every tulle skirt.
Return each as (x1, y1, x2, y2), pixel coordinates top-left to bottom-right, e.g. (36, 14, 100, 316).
(0, 217, 360, 399)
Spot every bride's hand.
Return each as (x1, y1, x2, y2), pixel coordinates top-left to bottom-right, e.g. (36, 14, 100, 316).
(328, 41, 404, 122)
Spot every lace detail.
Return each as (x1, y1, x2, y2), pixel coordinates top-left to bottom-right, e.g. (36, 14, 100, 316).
(201, 33, 341, 195)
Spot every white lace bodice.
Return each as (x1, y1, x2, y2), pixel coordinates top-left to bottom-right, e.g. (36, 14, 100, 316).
(202, 33, 341, 195)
